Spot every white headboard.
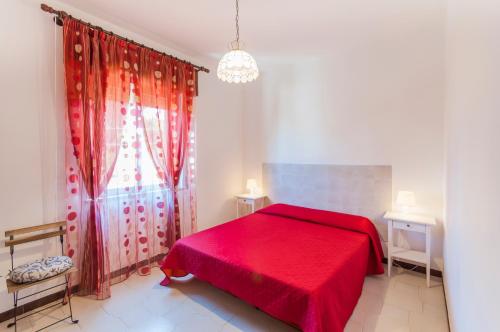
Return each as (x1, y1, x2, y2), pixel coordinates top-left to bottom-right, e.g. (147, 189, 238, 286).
(262, 163, 392, 241)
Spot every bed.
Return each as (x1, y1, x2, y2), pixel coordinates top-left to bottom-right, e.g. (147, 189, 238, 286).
(160, 203, 384, 332)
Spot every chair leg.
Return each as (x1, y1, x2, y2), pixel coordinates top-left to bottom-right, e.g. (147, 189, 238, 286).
(64, 276, 78, 324)
(7, 291, 18, 332)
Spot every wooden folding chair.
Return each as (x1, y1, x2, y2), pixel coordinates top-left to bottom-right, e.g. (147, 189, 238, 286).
(4, 221, 78, 331)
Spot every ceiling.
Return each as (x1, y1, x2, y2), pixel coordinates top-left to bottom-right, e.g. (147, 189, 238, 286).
(56, 0, 439, 58)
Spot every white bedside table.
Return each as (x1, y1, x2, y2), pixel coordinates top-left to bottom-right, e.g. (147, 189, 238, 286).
(384, 211, 436, 287)
(235, 194, 267, 217)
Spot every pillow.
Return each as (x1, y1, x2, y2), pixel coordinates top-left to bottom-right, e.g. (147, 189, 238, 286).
(8, 256, 73, 284)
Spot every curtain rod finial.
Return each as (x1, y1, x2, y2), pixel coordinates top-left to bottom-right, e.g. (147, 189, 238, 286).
(40, 3, 52, 12)
(41, 3, 68, 19)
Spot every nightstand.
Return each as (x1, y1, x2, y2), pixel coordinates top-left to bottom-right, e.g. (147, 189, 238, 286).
(384, 211, 436, 287)
(235, 194, 267, 217)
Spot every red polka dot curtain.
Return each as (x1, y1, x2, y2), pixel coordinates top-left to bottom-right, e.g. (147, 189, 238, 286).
(62, 18, 197, 299)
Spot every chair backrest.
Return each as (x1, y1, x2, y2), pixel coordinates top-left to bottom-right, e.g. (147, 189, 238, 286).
(5, 221, 67, 270)
(4, 221, 67, 249)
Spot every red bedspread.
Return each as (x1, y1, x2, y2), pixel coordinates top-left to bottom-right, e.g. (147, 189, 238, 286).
(160, 204, 384, 332)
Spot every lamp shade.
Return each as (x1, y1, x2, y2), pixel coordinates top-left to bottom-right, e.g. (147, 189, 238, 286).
(247, 179, 258, 192)
(396, 191, 416, 210)
(217, 50, 259, 83)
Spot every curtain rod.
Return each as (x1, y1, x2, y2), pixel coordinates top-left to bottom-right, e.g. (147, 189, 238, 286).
(40, 3, 210, 74)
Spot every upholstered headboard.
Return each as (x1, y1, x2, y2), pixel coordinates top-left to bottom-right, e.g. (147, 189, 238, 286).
(262, 163, 392, 242)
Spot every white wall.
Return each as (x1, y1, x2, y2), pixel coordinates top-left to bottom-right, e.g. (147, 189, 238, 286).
(196, 75, 243, 231)
(0, 0, 243, 312)
(243, 2, 446, 268)
(444, 1, 500, 331)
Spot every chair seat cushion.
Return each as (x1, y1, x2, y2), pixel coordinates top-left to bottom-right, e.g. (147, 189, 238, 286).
(8, 256, 73, 284)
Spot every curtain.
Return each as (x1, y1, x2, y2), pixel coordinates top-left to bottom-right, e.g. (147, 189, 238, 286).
(140, 49, 198, 241)
(63, 18, 197, 299)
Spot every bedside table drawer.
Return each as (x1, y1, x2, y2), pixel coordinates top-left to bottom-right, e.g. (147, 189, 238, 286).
(393, 221, 426, 233)
(241, 199, 253, 204)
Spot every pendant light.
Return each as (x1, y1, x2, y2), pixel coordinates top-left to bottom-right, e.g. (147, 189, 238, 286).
(217, 0, 259, 83)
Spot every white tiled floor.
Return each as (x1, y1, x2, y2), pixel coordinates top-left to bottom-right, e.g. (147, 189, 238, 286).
(0, 266, 449, 332)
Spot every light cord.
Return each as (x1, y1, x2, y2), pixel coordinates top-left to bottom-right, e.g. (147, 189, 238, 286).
(235, 0, 240, 47)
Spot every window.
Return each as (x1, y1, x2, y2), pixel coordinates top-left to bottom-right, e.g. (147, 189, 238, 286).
(105, 85, 195, 193)
(107, 89, 164, 191)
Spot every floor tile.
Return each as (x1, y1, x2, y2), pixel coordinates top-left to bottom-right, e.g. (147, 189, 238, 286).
(29, 305, 74, 331)
(0, 317, 33, 332)
(384, 287, 423, 312)
(141, 286, 188, 317)
(352, 290, 385, 323)
(161, 299, 227, 332)
(409, 310, 449, 332)
(364, 314, 411, 332)
(127, 316, 175, 332)
(380, 304, 410, 322)
(76, 311, 128, 332)
(223, 304, 296, 332)
(363, 275, 391, 296)
(344, 319, 363, 332)
(423, 302, 448, 320)
(391, 281, 420, 298)
(419, 285, 446, 306)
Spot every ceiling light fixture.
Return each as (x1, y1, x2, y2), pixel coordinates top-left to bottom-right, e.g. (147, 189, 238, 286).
(217, 0, 259, 83)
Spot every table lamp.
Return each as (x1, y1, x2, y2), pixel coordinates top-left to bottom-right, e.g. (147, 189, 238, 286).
(396, 190, 416, 213)
(246, 179, 258, 196)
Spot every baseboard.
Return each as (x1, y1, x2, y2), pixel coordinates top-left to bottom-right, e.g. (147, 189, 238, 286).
(441, 270, 453, 331)
(383, 257, 443, 278)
